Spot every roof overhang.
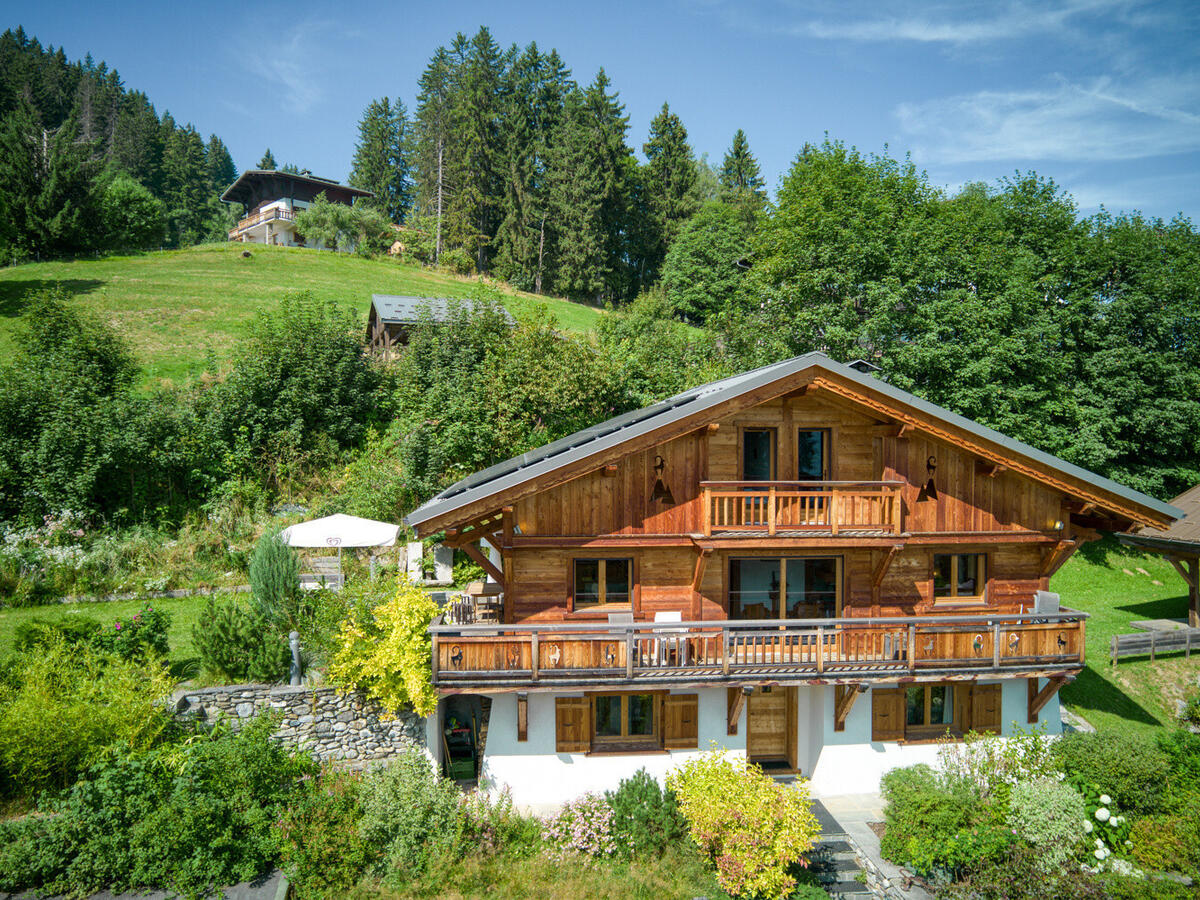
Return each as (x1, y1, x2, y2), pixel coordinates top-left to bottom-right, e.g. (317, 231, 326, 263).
(404, 353, 1184, 536)
(220, 169, 374, 205)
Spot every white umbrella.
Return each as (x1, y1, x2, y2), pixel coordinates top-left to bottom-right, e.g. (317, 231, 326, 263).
(279, 513, 401, 548)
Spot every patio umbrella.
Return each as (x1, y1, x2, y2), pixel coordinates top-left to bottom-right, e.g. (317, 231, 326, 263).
(279, 513, 401, 548)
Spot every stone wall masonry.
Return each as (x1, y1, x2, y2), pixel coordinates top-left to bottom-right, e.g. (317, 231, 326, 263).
(173, 683, 426, 763)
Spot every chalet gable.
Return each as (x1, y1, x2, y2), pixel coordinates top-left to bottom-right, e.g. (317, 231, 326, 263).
(404, 353, 1182, 536)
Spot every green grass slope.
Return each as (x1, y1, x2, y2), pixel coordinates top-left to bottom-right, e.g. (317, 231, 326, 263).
(1052, 539, 1199, 737)
(0, 243, 605, 385)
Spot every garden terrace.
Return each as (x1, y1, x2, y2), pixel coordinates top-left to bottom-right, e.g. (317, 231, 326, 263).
(429, 607, 1087, 691)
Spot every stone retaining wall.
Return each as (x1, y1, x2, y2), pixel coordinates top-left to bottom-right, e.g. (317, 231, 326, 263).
(173, 683, 426, 763)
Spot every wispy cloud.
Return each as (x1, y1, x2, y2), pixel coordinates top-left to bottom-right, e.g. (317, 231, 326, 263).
(896, 75, 1200, 163)
(239, 21, 331, 114)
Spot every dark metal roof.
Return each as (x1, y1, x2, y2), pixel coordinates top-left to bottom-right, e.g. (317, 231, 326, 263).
(404, 352, 1184, 530)
(1121, 483, 1200, 554)
(370, 295, 515, 326)
(219, 169, 374, 204)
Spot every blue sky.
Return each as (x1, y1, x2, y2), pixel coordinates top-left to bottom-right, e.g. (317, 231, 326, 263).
(7, 0, 1199, 221)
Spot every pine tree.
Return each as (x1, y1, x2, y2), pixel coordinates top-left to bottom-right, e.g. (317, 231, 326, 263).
(349, 96, 412, 223)
(720, 128, 766, 212)
(414, 47, 456, 262)
(641, 102, 697, 282)
(257, 147, 277, 169)
(205, 134, 236, 193)
(247, 529, 303, 633)
(160, 122, 208, 246)
(109, 90, 162, 191)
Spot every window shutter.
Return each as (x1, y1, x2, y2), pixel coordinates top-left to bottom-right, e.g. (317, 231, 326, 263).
(555, 697, 590, 752)
(954, 684, 973, 731)
(871, 688, 905, 742)
(971, 683, 1002, 734)
(662, 694, 699, 749)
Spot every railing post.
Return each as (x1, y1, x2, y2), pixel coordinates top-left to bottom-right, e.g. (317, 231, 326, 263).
(626, 628, 635, 679)
(992, 622, 1002, 669)
(531, 630, 539, 681)
(816, 626, 825, 673)
(907, 622, 916, 672)
(431, 633, 439, 685)
(768, 485, 777, 536)
(831, 488, 840, 535)
(722, 627, 731, 676)
(703, 486, 712, 537)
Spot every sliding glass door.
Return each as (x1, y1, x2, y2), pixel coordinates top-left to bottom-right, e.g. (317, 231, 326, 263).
(729, 557, 840, 620)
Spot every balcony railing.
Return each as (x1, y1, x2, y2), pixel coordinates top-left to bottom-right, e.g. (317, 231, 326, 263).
(228, 206, 296, 238)
(702, 481, 904, 536)
(430, 609, 1087, 688)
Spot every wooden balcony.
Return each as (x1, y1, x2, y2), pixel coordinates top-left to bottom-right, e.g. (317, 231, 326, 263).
(228, 206, 296, 238)
(702, 481, 904, 537)
(430, 609, 1086, 690)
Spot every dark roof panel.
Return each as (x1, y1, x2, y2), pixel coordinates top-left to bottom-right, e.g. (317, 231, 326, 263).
(404, 352, 1183, 529)
(370, 295, 515, 325)
(1122, 483, 1200, 551)
(220, 170, 374, 204)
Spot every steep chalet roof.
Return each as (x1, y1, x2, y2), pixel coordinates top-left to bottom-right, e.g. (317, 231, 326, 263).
(219, 169, 374, 205)
(1121, 483, 1199, 555)
(370, 295, 516, 326)
(404, 352, 1184, 534)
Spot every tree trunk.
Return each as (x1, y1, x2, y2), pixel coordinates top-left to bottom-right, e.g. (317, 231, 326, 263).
(535, 211, 546, 295)
(435, 138, 444, 263)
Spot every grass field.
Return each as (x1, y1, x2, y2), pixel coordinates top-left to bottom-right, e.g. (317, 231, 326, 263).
(0, 243, 606, 385)
(1052, 537, 1199, 738)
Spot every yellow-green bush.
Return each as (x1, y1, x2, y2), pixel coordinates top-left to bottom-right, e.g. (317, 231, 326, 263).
(667, 746, 820, 899)
(328, 581, 438, 716)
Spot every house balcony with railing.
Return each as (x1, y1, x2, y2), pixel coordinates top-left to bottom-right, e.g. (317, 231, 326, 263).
(430, 607, 1087, 690)
(228, 205, 297, 239)
(701, 481, 904, 538)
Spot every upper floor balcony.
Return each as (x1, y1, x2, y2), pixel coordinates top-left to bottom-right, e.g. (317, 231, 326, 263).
(429, 607, 1086, 690)
(228, 205, 296, 239)
(702, 480, 904, 538)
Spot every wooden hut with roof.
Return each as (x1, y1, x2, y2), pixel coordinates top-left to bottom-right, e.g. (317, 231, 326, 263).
(1121, 484, 1200, 626)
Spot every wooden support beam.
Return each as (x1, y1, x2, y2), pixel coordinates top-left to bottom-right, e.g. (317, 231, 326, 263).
(975, 460, 1006, 478)
(461, 541, 504, 585)
(871, 544, 904, 605)
(517, 693, 528, 741)
(1169, 557, 1199, 590)
(834, 683, 866, 732)
(1028, 676, 1067, 722)
(600, 464, 618, 478)
(727, 686, 751, 735)
(691, 548, 712, 620)
(502, 507, 514, 549)
(1040, 539, 1077, 578)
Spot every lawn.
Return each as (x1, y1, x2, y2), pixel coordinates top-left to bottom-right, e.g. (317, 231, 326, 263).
(0, 243, 606, 386)
(1051, 536, 1199, 738)
(0, 593, 212, 678)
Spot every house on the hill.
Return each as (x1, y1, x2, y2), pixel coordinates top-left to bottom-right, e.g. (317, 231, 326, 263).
(1120, 483, 1200, 626)
(221, 170, 373, 247)
(367, 295, 515, 354)
(404, 352, 1182, 808)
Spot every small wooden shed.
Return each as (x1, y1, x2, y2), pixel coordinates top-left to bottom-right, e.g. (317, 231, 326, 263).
(1121, 483, 1200, 626)
(366, 295, 515, 356)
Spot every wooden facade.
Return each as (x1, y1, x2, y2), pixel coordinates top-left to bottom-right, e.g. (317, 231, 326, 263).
(415, 359, 1180, 698)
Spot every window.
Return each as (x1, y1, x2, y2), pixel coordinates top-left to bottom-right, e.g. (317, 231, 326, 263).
(796, 428, 830, 480)
(742, 428, 776, 481)
(905, 684, 954, 730)
(592, 693, 658, 748)
(933, 554, 986, 601)
(729, 557, 840, 619)
(573, 558, 632, 609)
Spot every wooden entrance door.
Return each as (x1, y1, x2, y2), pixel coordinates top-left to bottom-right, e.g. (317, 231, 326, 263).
(747, 686, 797, 769)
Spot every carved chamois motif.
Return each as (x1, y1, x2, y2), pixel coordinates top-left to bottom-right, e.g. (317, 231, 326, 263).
(547, 644, 562, 667)
(450, 646, 463, 668)
(972, 634, 984, 654)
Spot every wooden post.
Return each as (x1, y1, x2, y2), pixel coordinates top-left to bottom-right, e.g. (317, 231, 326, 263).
(993, 623, 1002, 669)
(517, 693, 528, 741)
(702, 486, 712, 537)
(768, 485, 777, 536)
(626, 629, 635, 679)
(531, 630, 540, 681)
(816, 627, 825, 673)
(1110, 634, 1117, 668)
(431, 633, 439, 685)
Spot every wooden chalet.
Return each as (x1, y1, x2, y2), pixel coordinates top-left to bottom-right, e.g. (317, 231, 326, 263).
(367, 295, 515, 354)
(221, 170, 373, 247)
(1121, 483, 1200, 626)
(406, 353, 1182, 802)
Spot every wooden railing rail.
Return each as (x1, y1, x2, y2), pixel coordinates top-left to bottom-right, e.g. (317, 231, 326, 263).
(430, 609, 1087, 685)
(700, 480, 904, 536)
(228, 206, 297, 238)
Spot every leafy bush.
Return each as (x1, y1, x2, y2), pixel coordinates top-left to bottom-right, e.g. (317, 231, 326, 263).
(544, 793, 617, 861)
(0, 715, 315, 898)
(668, 747, 820, 899)
(275, 767, 374, 899)
(247, 529, 307, 633)
(358, 749, 463, 878)
(1130, 810, 1200, 875)
(92, 602, 170, 660)
(328, 580, 438, 716)
(1053, 731, 1169, 815)
(940, 845, 1108, 900)
(192, 597, 290, 684)
(1078, 787, 1132, 869)
(605, 768, 687, 859)
(0, 638, 174, 799)
(938, 726, 1062, 801)
(1006, 778, 1086, 872)
(1158, 729, 1200, 810)
(457, 788, 541, 857)
(13, 614, 101, 650)
(440, 247, 475, 275)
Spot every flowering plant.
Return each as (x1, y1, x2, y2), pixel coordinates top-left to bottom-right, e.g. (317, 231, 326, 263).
(1078, 789, 1133, 867)
(542, 793, 616, 861)
(937, 725, 1063, 800)
(92, 602, 170, 660)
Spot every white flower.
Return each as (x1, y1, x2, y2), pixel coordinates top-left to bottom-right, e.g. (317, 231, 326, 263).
(1095, 838, 1105, 848)
(1095, 849, 1106, 860)
(1095, 808, 1110, 822)
(1099, 794, 1112, 805)
(1124, 840, 1133, 848)
(1083, 820, 1094, 833)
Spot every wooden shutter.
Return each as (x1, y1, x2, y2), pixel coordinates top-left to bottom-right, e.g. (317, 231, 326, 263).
(954, 684, 973, 732)
(555, 697, 591, 752)
(871, 688, 906, 741)
(662, 694, 699, 749)
(971, 683, 1002, 734)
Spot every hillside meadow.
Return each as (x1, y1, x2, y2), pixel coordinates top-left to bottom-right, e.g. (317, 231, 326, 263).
(0, 243, 606, 385)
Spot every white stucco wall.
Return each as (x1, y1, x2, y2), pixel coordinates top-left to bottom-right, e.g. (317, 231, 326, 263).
(471, 679, 1063, 810)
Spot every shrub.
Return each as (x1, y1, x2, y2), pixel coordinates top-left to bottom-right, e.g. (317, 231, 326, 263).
(1158, 729, 1200, 809)
(1006, 778, 1087, 872)
(605, 768, 687, 859)
(879, 764, 998, 873)
(458, 788, 540, 857)
(668, 747, 820, 899)
(92, 602, 170, 660)
(276, 767, 374, 899)
(1052, 731, 1169, 815)
(13, 615, 101, 651)
(0, 638, 174, 800)
(1078, 787, 1132, 867)
(358, 749, 462, 878)
(0, 715, 315, 898)
(938, 726, 1062, 801)
(940, 845, 1109, 900)
(192, 597, 290, 684)
(328, 580, 439, 716)
(1130, 813, 1200, 875)
(1180, 691, 1200, 728)
(440, 247, 475, 275)
(248, 529, 307, 633)
(543, 793, 617, 861)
